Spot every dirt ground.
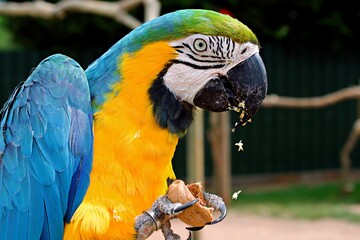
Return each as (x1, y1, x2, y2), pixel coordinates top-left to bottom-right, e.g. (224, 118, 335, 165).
(148, 212, 360, 240)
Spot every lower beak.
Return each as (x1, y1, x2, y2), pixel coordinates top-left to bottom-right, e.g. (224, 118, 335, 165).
(193, 52, 267, 127)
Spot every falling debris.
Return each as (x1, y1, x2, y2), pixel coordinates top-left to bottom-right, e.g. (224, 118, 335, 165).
(232, 190, 242, 200)
(235, 140, 244, 151)
(238, 101, 245, 109)
(228, 101, 248, 132)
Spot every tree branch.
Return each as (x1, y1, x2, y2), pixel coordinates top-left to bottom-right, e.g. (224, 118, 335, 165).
(263, 86, 360, 108)
(261, 85, 360, 194)
(0, 0, 160, 29)
(339, 119, 360, 193)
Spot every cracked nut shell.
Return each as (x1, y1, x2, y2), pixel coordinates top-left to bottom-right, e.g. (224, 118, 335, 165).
(167, 180, 214, 227)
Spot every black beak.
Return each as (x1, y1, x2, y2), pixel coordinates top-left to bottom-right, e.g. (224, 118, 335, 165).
(193, 52, 267, 128)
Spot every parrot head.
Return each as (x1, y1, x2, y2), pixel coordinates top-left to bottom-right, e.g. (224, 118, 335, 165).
(163, 33, 267, 130)
(88, 9, 267, 135)
(146, 9, 267, 133)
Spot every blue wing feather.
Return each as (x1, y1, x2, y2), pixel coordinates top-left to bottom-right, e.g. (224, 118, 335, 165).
(64, 143, 93, 222)
(28, 143, 56, 185)
(0, 137, 4, 154)
(0, 54, 94, 239)
(56, 171, 72, 214)
(18, 211, 29, 239)
(2, 144, 18, 174)
(28, 177, 44, 239)
(13, 171, 30, 211)
(43, 183, 64, 239)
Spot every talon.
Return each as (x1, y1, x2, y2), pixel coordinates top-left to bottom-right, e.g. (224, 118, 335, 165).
(173, 198, 199, 214)
(186, 192, 228, 232)
(208, 203, 227, 225)
(185, 204, 226, 231)
(186, 230, 193, 240)
(186, 226, 204, 231)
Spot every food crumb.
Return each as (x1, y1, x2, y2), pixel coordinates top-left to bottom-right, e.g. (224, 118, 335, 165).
(235, 140, 244, 151)
(238, 101, 245, 108)
(232, 190, 242, 200)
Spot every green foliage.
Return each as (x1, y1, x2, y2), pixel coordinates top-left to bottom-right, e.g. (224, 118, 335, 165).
(0, 16, 20, 49)
(232, 182, 360, 223)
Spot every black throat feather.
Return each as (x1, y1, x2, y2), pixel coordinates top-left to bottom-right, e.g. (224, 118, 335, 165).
(148, 64, 194, 137)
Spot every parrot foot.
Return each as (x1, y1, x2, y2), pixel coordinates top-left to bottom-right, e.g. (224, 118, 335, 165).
(160, 219, 181, 240)
(161, 221, 194, 240)
(135, 195, 198, 240)
(186, 191, 227, 232)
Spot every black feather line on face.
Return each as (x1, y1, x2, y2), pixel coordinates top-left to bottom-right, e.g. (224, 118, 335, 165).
(148, 63, 194, 137)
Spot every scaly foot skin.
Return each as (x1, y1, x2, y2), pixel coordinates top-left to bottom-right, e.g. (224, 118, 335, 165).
(135, 196, 197, 240)
(186, 192, 227, 232)
(135, 191, 226, 239)
(160, 220, 181, 240)
(203, 191, 227, 224)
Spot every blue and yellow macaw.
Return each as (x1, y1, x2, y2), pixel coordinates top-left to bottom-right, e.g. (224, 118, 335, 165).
(0, 9, 267, 240)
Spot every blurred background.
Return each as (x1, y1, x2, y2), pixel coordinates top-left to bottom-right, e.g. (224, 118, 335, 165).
(1, 0, 360, 239)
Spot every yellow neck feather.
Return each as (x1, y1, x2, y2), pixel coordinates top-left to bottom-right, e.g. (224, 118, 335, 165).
(94, 40, 179, 208)
(64, 42, 180, 239)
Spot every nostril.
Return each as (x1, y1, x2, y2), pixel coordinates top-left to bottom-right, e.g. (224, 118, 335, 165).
(241, 47, 248, 55)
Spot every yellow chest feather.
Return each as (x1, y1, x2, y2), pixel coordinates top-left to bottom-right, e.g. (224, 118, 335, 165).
(64, 42, 179, 239)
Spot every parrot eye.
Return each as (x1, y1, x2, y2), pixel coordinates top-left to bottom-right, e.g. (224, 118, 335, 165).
(193, 38, 207, 52)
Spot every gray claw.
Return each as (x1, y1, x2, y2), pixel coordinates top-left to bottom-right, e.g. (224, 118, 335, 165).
(186, 226, 204, 231)
(186, 192, 227, 232)
(203, 191, 227, 226)
(135, 196, 200, 240)
(173, 198, 199, 214)
(186, 230, 192, 240)
(208, 202, 227, 225)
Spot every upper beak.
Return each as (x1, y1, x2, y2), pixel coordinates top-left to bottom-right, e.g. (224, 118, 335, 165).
(193, 52, 267, 127)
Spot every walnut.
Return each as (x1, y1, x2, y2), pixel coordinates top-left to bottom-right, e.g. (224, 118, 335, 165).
(167, 180, 214, 227)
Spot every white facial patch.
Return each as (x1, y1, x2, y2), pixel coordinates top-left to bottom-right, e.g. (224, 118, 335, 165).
(163, 34, 259, 104)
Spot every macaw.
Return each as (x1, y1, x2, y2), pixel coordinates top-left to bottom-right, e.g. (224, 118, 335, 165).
(0, 9, 267, 240)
